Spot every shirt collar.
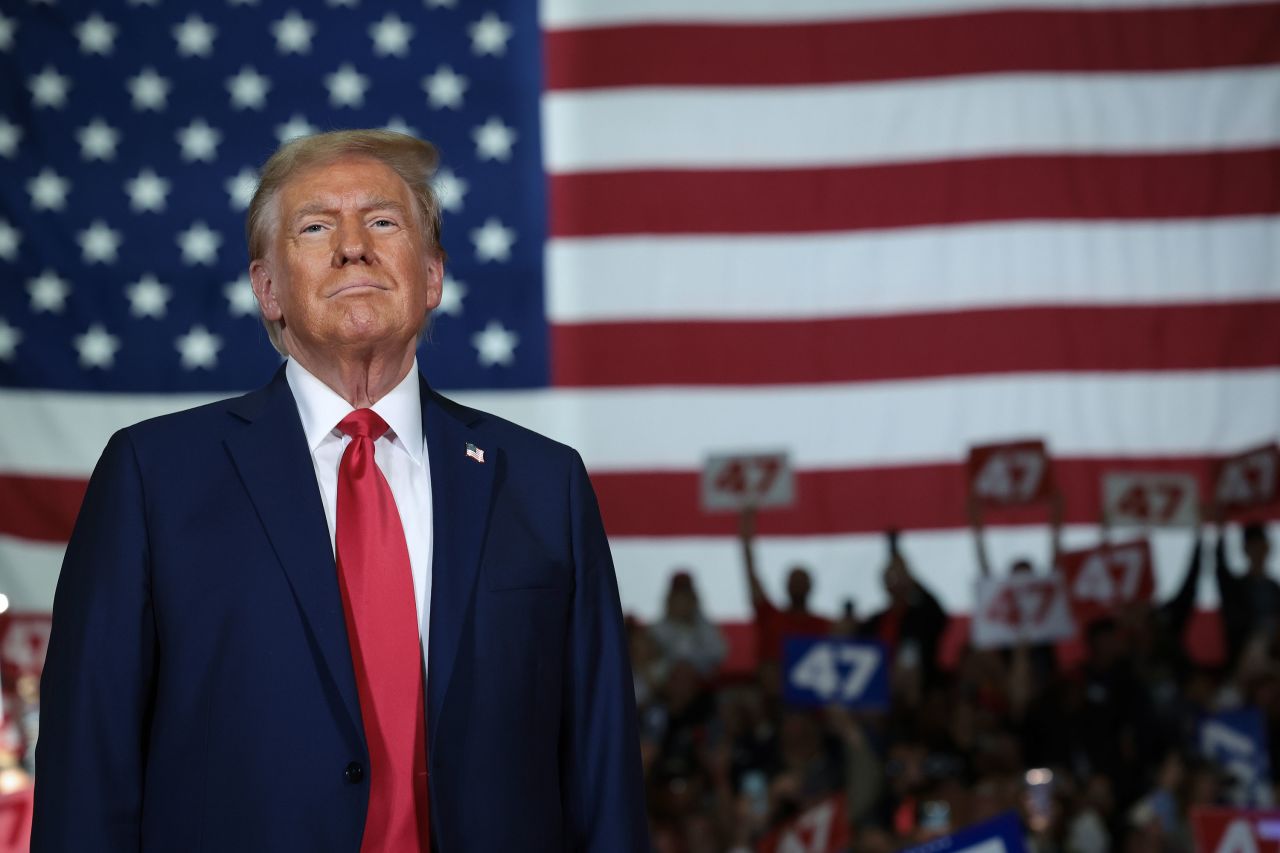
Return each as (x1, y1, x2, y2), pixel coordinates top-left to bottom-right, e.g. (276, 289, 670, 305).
(285, 357, 424, 465)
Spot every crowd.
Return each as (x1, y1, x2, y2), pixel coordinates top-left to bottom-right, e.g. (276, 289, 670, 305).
(630, 505, 1280, 853)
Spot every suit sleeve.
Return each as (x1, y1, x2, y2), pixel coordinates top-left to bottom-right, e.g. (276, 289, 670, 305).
(32, 430, 158, 852)
(560, 451, 650, 852)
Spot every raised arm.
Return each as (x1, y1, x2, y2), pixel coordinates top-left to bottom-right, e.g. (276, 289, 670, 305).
(1049, 489, 1064, 571)
(738, 505, 767, 606)
(967, 495, 993, 578)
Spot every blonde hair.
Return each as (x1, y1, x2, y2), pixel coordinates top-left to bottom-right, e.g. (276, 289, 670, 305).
(245, 129, 446, 354)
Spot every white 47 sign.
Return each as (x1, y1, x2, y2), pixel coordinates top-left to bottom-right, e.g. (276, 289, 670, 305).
(971, 573, 1076, 649)
(1102, 472, 1198, 527)
(701, 451, 794, 511)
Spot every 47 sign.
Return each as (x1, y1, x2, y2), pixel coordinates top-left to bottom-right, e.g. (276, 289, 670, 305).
(971, 573, 1076, 649)
(968, 440, 1052, 506)
(1102, 472, 1198, 527)
(1217, 445, 1280, 511)
(1059, 539, 1155, 624)
(702, 451, 794, 511)
(782, 638, 889, 710)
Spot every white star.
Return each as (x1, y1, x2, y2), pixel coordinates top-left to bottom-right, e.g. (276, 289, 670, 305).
(422, 65, 466, 110)
(77, 118, 120, 161)
(425, 0, 455, 9)
(369, 13, 413, 57)
(325, 64, 369, 108)
(29, 66, 70, 109)
(176, 325, 222, 370)
(177, 118, 221, 162)
(78, 220, 121, 264)
(0, 220, 19, 261)
(228, 0, 259, 5)
(27, 270, 69, 313)
(75, 13, 116, 55)
(126, 169, 170, 213)
(0, 12, 17, 52)
(225, 167, 258, 210)
(75, 325, 120, 369)
(327, 0, 358, 7)
(0, 318, 20, 362)
(472, 116, 516, 162)
(432, 167, 467, 213)
(178, 221, 222, 266)
(471, 218, 515, 263)
(0, 118, 20, 157)
(469, 12, 512, 57)
(271, 10, 314, 54)
(224, 275, 258, 317)
(128, 0, 161, 6)
(227, 66, 270, 110)
(384, 116, 417, 137)
(275, 114, 316, 142)
(27, 168, 70, 211)
(471, 320, 518, 367)
(126, 274, 171, 318)
(436, 275, 466, 316)
(174, 15, 217, 58)
(127, 68, 170, 111)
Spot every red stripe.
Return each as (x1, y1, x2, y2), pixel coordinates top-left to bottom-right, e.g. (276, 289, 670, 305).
(5, 458, 1276, 544)
(550, 149, 1280, 237)
(0, 475, 86, 543)
(590, 456, 1278, 537)
(546, 5, 1280, 90)
(552, 301, 1280, 386)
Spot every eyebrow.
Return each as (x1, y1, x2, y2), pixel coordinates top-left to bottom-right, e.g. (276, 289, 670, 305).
(290, 197, 410, 225)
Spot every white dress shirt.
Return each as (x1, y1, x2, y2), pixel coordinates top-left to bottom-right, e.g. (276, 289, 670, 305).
(286, 357, 433, 678)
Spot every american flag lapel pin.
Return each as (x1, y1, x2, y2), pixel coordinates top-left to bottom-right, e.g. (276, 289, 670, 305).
(465, 442, 485, 463)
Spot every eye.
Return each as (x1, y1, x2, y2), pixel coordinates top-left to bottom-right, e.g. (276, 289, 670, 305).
(301, 223, 326, 234)
(371, 218, 397, 228)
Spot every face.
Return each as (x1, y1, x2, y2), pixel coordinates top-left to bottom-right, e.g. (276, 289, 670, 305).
(250, 156, 442, 361)
(786, 566, 811, 607)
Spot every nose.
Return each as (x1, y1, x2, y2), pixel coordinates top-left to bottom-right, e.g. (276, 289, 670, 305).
(333, 217, 373, 266)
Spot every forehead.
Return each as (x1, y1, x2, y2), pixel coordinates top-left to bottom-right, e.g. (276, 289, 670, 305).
(277, 155, 412, 213)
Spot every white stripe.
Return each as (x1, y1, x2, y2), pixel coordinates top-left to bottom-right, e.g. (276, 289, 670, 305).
(542, 0, 1273, 28)
(544, 68, 1280, 171)
(611, 523, 1245, 621)
(5, 371, 1279, 475)
(0, 535, 63, 613)
(547, 217, 1280, 322)
(3, 522, 1246, 618)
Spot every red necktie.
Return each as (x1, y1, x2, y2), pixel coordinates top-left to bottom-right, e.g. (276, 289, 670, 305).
(335, 409, 430, 851)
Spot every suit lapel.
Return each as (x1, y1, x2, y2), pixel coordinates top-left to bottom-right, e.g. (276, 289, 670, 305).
(422, 378, 495, 750)
(224, 367, 364, 741)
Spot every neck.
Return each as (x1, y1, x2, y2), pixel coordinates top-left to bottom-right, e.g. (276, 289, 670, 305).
(289, 342, 416, 408)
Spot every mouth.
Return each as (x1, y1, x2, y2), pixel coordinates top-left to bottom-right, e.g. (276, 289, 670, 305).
(329, 280, 387, 297)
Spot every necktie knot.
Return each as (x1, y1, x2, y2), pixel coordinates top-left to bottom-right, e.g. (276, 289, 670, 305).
(337, 408, 390, 442)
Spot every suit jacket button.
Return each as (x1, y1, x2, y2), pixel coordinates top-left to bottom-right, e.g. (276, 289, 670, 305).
(344, 762, 364, 784)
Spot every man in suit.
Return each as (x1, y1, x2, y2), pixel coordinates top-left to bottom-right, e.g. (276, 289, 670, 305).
(33, 129, 649, 852)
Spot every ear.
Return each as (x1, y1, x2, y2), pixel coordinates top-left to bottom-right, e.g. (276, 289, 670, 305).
(249, 259, 283, 322)
(423, 253, 444, 312)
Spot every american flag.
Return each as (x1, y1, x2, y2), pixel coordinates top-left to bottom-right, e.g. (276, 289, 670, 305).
(1, 0, 1279, 630)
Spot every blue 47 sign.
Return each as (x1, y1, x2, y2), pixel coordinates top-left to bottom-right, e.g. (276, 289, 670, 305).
(782, 637, 889, 710)
(1201, 708, 1274, 808)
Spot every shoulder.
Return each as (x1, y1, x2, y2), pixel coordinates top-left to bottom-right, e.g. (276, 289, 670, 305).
(427, 388, 581, 469)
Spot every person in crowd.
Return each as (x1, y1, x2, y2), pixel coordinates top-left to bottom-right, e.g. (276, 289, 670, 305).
(862, 531, 948, 682)
(968, 490, 1065, 577)
(1214, 512, 1280, 670)
(738, 506, 832, 667)
(649, 570, 729, 677)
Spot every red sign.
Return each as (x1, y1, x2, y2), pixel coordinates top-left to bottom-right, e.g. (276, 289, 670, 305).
(757, 794, 849, 853)
(0, 614, 51, 683)
(1216, 444, 1280, 511)
(967, 440, 1052, 507)
(0, 788, 31, 853)
(1058, 539, 1155, 624)
(1192, 807, 1280, 853)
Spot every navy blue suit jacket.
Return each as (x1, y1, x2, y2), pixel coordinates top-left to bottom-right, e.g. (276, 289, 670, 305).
(32, 367, 649, 852)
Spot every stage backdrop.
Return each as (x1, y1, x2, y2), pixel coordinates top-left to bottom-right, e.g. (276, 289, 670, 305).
(1, 0, 1279, 626)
